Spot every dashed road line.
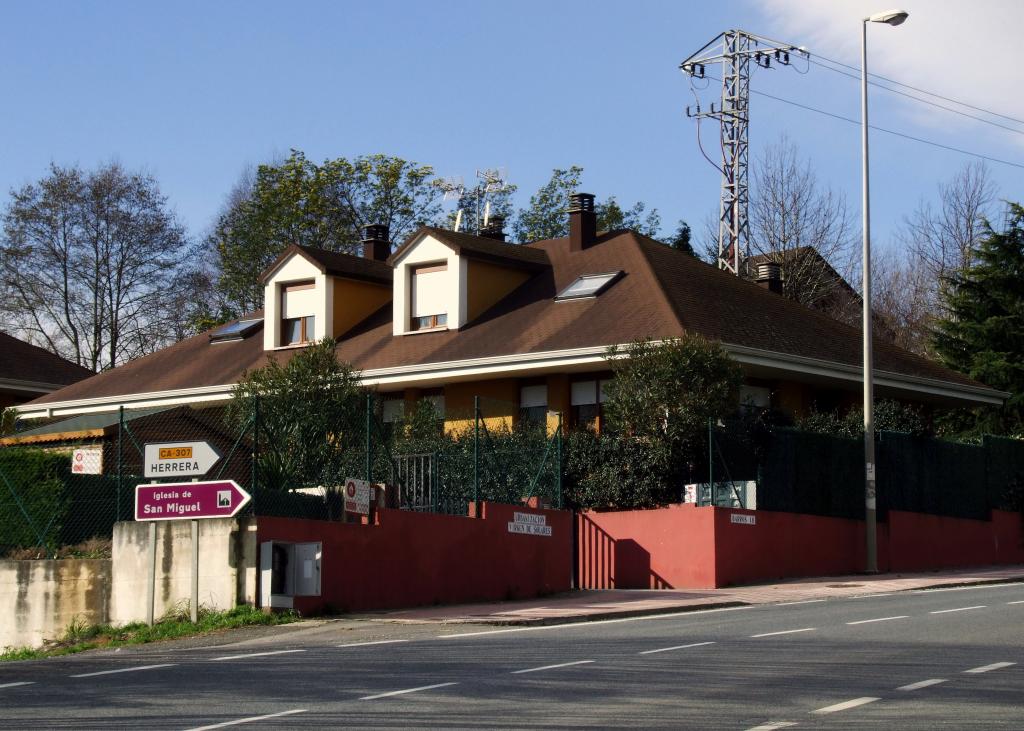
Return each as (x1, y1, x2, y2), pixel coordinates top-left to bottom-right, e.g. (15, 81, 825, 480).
(746, 723, 798, 730)
(851, 593, 893, 599)
(0, 682, 34, 689)
(211, 649, 306, 661)
(337, 639, 409, 648)
(846, 615, 909, 625)
(183, 709, 306, 730)
(70, 663, 176, 678)
(811, 697, 880, 715)
(930, 605, 986, 614)
(964, 662, 1016, 674)
(897, 678, 947, 691)
(1008, 600, 1024, 605)
(639, 641, 716, 655)
(751, 628, 816, 638)
(775, 599, 825, 606)
(511, 660, 595, 674)
(360, 682, 457, 700)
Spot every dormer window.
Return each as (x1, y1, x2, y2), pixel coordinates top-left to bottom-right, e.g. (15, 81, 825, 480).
(556, 271, 623, 301)
(410, 263, 449, 332)
(281, 281, 316, 346)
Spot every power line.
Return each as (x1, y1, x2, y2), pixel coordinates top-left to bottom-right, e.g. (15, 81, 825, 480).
(806, 58, 1024, 137)
(810, 52, 1024, 126)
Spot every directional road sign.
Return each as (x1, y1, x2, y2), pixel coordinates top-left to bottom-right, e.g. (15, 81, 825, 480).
(144, 441, 221, 479)
(135, 480, 251, 521)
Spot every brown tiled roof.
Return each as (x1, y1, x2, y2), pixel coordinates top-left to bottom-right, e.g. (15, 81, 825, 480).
(387, 227, 550, 270)
(0, 331, 93, 386)
(28, 228, 990, 407)
(259, 244, 393, 285)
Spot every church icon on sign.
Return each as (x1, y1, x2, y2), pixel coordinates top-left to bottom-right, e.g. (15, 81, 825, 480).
(217, 490, 231, 508)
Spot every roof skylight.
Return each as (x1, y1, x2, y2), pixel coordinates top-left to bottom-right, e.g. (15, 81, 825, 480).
(555, 271, 623, 301)
(210, 318, 263, 343)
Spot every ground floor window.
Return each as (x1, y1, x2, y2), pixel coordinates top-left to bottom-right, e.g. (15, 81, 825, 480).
(571, 378, 611, 432)
(519, 384, 548, 427)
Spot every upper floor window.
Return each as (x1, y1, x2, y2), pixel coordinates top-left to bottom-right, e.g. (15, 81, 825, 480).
(410, 263, 448, 331)
(281, 281, 316, 345)
(556, 271, 622, 301)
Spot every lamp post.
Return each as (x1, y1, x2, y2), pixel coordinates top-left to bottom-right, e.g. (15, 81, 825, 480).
(862, 8, 908, 573)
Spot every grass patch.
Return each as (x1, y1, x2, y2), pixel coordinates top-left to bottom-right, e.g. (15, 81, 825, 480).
(1, 604, 298, 662)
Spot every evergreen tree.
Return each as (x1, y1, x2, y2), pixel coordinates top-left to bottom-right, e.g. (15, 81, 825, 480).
(933, 202, 1024, 435)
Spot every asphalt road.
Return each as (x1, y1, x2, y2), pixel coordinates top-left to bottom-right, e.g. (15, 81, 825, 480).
(1, 582, 1022, 730)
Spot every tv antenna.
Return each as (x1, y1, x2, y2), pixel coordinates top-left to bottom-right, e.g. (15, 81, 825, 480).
(475, 168, 509, 233)
(436, 176, 466, 232)
(681, 30, 808, 274)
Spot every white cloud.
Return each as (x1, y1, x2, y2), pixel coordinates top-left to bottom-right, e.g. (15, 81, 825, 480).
(755, 0, 1024, 148)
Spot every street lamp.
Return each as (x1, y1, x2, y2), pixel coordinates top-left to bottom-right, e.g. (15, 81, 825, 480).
(862, 8, 908, 573)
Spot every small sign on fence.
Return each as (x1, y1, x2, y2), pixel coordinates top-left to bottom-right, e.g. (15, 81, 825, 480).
(508, 511, 552, 537)
(71, 446, 103, 475)
(344, 478, 371, 515)
(730, 513, 756, 525)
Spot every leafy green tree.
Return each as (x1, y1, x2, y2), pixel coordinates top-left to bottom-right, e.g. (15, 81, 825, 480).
(229, 339, 365, 490)
(511, 166, 583, 243)
(933, 202, 1024, 435)
(212, 151, 442, 314)
(596, 196, 661, 238)
(668, 220, 695, 255)
(796, 399, 929, 438)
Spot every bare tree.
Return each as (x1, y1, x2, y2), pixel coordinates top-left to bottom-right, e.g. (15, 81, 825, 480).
(872, 247, 934, 356)
(1, 162, 189, 370)
(747, 136, 859, 318)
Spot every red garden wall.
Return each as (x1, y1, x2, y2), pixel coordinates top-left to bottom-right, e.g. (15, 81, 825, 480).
(579, 505, 1024, 590)
(257, 502, 572, 614)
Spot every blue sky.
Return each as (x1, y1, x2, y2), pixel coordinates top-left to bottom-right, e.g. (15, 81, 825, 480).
(1, 0, 1020, 256)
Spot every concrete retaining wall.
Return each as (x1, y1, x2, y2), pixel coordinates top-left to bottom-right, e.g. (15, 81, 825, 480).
(110, 517, 258, 624)
(0, 559, 110, 650)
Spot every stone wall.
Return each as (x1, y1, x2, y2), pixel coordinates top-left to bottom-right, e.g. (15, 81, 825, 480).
(0, 559, 110, 650)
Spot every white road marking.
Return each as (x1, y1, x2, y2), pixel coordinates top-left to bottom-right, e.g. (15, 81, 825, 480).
(337, 639, 409, 648)
(913, 582, 1024, 594)
(211, 649, 306, 661)
(639, 641, 716, 655)
(846, 615, 909, 625)
(511, 659, 595, 674)
(851, 593, 893, 598)
(183, 709, 306, 730)
(70, 663, 176, 678)
(811, 697, 880, 715)
(930, 605, 986, 614)
(746, 723, 798, 730)
(775, 599, 825, 606)
(438, 605, 753, 639)
(1007, 600, 1024, 605)
(751, 628, 816, 638)
(898, 678, 947, 691)
(0, 682, 34, 689)
(360, 682, 457, 700)
(964, 662, 1016, 674)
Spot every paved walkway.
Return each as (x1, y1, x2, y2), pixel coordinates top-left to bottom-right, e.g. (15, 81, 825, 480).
(368, 565, 1024, 626)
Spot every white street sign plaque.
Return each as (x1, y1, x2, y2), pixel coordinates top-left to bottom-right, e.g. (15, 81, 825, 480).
(144, 441, 221, 478)
(344, 478, 371, 515)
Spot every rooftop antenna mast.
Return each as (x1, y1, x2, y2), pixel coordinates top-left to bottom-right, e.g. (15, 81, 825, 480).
(436, 176, 466, 232)
(475, 168, 508, 234)
(681, 31, 808, 275)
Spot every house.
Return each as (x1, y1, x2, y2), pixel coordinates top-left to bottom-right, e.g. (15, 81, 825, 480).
(0, 331, 93, 410)
(14, 194, 1004, 431)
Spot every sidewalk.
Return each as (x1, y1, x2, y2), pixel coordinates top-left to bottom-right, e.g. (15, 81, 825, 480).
(367, 565, 1024, 627)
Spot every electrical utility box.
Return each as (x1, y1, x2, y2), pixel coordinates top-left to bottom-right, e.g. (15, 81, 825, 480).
(259, 541, 322, 609)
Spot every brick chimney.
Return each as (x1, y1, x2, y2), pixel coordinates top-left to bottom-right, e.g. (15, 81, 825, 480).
(756, 262, 783, 295)
(568, 193, 597, 252)
(361, 224, 390, 261)
(480, 215, 506, 242)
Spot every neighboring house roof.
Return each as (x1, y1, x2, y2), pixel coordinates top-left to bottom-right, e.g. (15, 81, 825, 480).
(0, 331, 93, 395)
(388, 227, 551, 271)
(0, 406, 171, 445)
(19, 228, 1004, 416)
(259, 243, 393, 285)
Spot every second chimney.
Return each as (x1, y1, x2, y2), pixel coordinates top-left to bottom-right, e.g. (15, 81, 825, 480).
(361, 224, 390, 261)
(569, 193, 597, 252)
(480, 215, 506, 242)
(756, 262, 783, 295)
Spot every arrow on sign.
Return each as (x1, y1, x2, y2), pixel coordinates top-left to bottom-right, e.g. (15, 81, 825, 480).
(135, 480, 251, 521)
(144, 441, 222, 478)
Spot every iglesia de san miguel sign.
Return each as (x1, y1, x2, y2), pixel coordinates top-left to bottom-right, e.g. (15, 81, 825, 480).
(143, 441, 221, 478)
(135, 480, 251, 521)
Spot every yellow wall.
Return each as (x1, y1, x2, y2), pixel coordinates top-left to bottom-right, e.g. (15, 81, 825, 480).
(545, 374, 570, 435)
(466, 260, 531, 322)
(443, 379, 519, 435)
(332, 277, 391, 338)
